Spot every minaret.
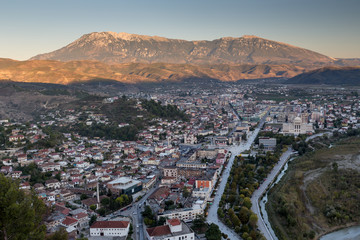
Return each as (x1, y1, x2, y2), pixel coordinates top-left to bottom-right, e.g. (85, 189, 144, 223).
(96, 182, 100, 204)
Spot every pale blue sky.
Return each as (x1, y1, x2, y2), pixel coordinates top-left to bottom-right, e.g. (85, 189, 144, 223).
(1, 0, 359, 60)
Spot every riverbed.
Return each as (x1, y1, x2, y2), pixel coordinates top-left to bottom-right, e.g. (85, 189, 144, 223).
(319, 225, 360, 240)
(259, 157, 295, 240)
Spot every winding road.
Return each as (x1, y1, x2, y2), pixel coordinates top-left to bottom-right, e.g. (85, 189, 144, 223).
(250, 148, 293, 240)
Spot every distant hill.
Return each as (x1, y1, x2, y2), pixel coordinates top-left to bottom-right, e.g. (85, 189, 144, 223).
(0, 58, 305, 84)
(0, 81, 77, 121)
(286, 67, 360, 85)
(31, 32, 334, 67)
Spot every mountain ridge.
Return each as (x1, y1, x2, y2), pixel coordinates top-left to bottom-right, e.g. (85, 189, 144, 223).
(31, 32, 334, 67)
(286, 66, 360, 85)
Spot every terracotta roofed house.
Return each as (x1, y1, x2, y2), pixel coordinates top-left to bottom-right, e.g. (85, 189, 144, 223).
(90, 221, 130, 237)
(146, 218, 195, 240)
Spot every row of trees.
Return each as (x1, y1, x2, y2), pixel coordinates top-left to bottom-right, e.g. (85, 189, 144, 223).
(218, 153, 283, 240)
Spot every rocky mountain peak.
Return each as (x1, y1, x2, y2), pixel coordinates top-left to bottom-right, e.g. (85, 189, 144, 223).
(31, 32, 335, 66)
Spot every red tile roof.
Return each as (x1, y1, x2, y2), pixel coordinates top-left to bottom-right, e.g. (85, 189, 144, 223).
(62, 216, 78, 226)
(149, 187, 170, 201)
(90, 221, 129, 229)
(146, 225, 171, 237)
(168, 218, 181, 226)
(74, 212, 88, 220)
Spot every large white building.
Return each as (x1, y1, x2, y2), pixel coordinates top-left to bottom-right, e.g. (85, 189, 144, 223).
(159, 203, 204, 222)
(90, 220, 130, 237)
(146, 218, 195, 240)
(282, 116, 314, 135)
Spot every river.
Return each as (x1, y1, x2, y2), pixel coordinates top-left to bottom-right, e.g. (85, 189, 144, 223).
(258, 157, 296, 240)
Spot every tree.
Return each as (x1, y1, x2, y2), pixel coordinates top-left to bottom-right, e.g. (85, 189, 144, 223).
(242, 132, 247, 141)
(192, 215, 207, 232)
(239, 207, 250, 224)
(205, 223, 222, 240)
(332, 162, 338, 173)
(142, 205, 154, 219)
(0, 174, 47, 240)
(243, 197, 252, 209)
(45, 228, 68, 240)
(217, 208, 224, 218)
(90, 204, 97, 211)
(116, 194, 130, 207)
(89, 215, 97, 226)
(144, 217, 155, 226)
(97, 208, 106, 217)
(101, 197, 110, 206)
(80, 193, 88, 200)
(55, 172, 61, 181)
(249, 214, 258, 228)
(308, 230, 316, 239)
(107, 189, 113, 197)
(183, 187, 190, 198)
(157, 217, 166, 226)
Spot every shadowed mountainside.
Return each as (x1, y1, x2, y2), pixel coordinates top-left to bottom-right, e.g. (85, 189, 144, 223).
(0, 58, 305, 84)
(286, 67, 360, 85)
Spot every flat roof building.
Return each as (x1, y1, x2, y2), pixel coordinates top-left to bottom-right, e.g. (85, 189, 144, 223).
(107, 177, 142, 195)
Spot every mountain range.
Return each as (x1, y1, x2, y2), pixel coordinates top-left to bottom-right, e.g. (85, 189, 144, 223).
(31, 32, 335, 67)
(0, 32, 358, 85)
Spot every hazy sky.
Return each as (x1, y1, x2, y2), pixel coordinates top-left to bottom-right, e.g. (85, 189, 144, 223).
(1, 0, 360, 60)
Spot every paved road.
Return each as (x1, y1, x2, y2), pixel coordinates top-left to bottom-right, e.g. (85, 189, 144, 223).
(135, 183, 160, 240)
(207, 107, 268, 239)
(112, 182, 159, 240)
(207, 126, 262, 239)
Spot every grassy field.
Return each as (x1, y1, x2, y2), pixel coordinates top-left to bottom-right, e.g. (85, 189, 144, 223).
(266, 136, 360, 240)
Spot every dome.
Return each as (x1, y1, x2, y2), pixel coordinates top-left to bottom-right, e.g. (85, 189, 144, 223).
(294, 116, 302, 123)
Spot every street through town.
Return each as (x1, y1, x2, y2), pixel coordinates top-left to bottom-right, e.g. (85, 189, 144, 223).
(206, 126, 262, 240)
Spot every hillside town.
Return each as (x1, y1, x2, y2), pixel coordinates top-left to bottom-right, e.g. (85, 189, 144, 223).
(1, 85, 360, 240)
